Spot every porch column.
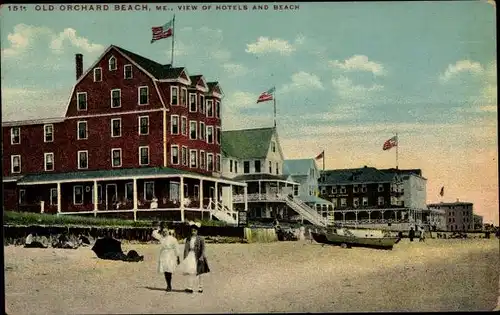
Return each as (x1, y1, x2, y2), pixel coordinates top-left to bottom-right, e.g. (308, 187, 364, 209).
(355, 210, 358, 222)
(133, 179, 138, 221)
(244, 185, 248, 212)
(229, 184, 234, 212)
(199, 179, 204, 210)
(214, 181, 219, 209)
(368, 211, 372, 223)
(381, 210, 385, 221)
(93, 180, 98, 217)
(180, 176, 185, 222)
(258, 180, 261, 200)
(57, 182, 61, 215)
(342, 211, 346, 222)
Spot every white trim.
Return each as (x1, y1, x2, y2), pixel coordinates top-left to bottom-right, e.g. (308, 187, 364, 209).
(216, 153, 221, 173)
(144, 181, 155, 201)
(93, 67, 102, 82)
(139, 146, 150, 166)
(171, 115, 179, 135)
(44, 152, 54, 172)
(110, 89, 121, 108)
(189, 149, 198, 168)
(189, 120, 197, 140)
(211, 92, 223, 99)
(170, 86, 179, 105)
(181, 116, 187, 136)
(181, 146, 188, 166)
(73, 185, 84, 205)
(138, 86, 149, 105)
(95, 184, 103, 204)
(43, 124, 54, 143)
(206, 125, 214, 144)
(207, 100, 214, 117)
(200, 150, 206, 170)
(10, 127, 20, 145)
(171, 145, 179, 165)
(181, 87, 188, 107)
(109, 55, 117, 71)
(3, 117, 64, 127)
(77, 150, 89, 170)
(138, 115, 149, 135)
(111, 148, 122, 168)
(196, 85, 209, 93)
(66, 108, 163, 120)
(199, 95, 205, 114)
(11, 155, 21, 174)
(158, 77, 192, 85)
(189, 92, 197, 112)
(207, 153, 214, 171)
(124, 64, 133, 79)
(215, 126, 221, 144)
(77, 121, 88, 140)
(77, 92, 88, 111)
(215, 100, 220, 118)
(199, 122, 205, 140)
(50, 188, 58, 206)
(111, 118, 122, 138)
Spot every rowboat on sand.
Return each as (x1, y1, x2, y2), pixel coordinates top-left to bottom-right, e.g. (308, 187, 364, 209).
(311, 227, 400, 250)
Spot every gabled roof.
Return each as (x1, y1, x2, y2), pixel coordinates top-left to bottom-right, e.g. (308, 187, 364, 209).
(221, 127, 275, 159)
(283, 159, 317, 176)
(207, 81, 223, 96)
(320, 166, 398, 185)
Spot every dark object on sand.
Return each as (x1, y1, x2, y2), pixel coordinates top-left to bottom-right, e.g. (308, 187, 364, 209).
(24, 234, 49, 248)
(52, 234, 79, 249)
(311, 228, 398, 250)
(92, 237, 144, 262)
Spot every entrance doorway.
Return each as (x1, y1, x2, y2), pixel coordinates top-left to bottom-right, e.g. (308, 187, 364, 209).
(106, 184, 117, 210)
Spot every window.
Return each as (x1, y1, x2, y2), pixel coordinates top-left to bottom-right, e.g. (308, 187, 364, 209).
(44, 153, 54, 171)
(73, 186, 84, 205)
(144, 182, 155, 201)
(11, 155, 21, 173)
(109, 56, 117, 70)
(361, 184, 367, 193)
(268, 161, 272, 173)
(111, 89, 121, 108)
(353, 185, 359, 193)
(244, 161, 250, 174)
(171, 86, 179, 105)
(340, 198, 347, 207)
(216, 127, 221, 144)
(230, 160, 233, 172)
(19, 189, 26, 204)
(378, 184, 384, 192)
(190, 149, 198, 168)
(293, 185, 299, 196)
(200, 151, 206, 170)
(181, 117, 187, 136)
(124, 64, 133, 79)
(378, 196, 384, 206)
(139, 146, 149, 166)
(206, 126, 214, 143)
(189, 93, 197, 112)
(353, 198, 360, 207)
(199, 122, 205, 140)
(111, 148, 122, 167)
(194, 185, 200, 199)
(207, 100, 213, 117)
(111, 118, 121, 137)
(254, 160, 261, 173)
(78, 150, 88, 169)
(138, 116, 149, 135)
(332, 186, 337, 194)
(199, 95, 205, 113)
(190, 121, 197, 140)
(10, 127, 20, 144)
(207, 154, 214, 171)
(181, 88, 187, 106)
(77, 92, 87, 111)
(271, 141, 276, 153)
(184, 184, 189, 198)
(77, 121, 88, 140)
(138, 86, 149, 105)
(362, 197, 368, 206)
(216, 154, 221, 172)
(171, 145, 179, 165)
(215, 100, 220, 118)
(50, 188, 58, 206)
(234, 161, 238, 173)
(275, 162, 279, 175)
(94, 68, 102, 82)
(44, 124, 54, 142)
(125, 182, 133, 201)
(340, 186, 346, 194)
(171, 115, 179, 134)
(182, 146, 188, 166)
(332, 198, 338, 208)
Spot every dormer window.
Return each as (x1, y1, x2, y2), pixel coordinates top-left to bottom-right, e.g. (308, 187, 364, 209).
(77, 92, 87, 111)
(171, 86, 178, 105)
(124, 64, 133, 79)
(109, 56, 117, 71)
(94, 68, 102, 82)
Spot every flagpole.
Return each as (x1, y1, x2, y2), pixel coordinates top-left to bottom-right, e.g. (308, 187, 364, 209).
(395, 132, 399, 169)
(273, 89, 277, 128)
(322, 150, 325, 171)
(170, 14, 176, 66)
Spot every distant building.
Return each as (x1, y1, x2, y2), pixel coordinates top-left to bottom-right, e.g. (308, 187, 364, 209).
(473, 214, 484, 230)
(427, 200, 474, 231)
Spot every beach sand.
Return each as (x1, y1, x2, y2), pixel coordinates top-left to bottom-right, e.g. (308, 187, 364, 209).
(5, 238, 499, 314)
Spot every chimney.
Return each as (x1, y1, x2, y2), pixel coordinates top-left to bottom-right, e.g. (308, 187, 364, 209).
(75, 53, 83, 80)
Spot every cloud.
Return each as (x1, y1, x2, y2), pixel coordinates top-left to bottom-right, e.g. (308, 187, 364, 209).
(331, 76, 383, 100)
(280, 71, 324, 94)
(1, 24, 52, 58)
(439, 59, 484, 83)
(49, 28, 104, 54)
(245, 36, 296, 56)
(222, 63, 249, 77)
(224, 91, 257, 109)
(329, 55, 386, 76)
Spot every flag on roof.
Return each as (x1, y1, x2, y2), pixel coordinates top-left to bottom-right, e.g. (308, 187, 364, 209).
(151, 19, 174, 43)
(315, 151, 324, 160)
(383, 135, 398, 151)
(439, 186, 444, 197)
(256, 87, 275, 103)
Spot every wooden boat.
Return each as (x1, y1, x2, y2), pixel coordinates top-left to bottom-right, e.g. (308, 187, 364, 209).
(311, 228, 399, 250)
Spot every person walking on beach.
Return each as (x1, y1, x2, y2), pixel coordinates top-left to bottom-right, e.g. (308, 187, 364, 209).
(152, 222, 181, 292)
(178, 221, 210, 293)
(409, 227, 415, 242)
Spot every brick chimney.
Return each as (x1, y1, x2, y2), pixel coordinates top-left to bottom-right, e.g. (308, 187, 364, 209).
(75, 53, 83, 80)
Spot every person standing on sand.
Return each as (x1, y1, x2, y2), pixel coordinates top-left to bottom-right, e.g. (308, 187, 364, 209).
(152, 222, 181, 292)
(409, 227, 415, 242)
(178, 221, 210, 294)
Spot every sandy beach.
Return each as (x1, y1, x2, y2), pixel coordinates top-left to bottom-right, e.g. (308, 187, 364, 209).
(4, 238, 499, 314)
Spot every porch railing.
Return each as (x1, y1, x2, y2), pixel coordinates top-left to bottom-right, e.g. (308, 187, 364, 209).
(206, 199, 238, 225)
(233, 193, 290, 203)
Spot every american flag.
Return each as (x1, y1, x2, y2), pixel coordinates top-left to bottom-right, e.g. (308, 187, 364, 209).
(382, 135, 398, 151)
(151, 19, 173, 43)
(315, 151, 324, 160)
(256, 87, 275, 103)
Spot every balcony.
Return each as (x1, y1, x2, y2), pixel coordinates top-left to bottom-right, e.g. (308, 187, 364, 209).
(233, 193, 289, 203)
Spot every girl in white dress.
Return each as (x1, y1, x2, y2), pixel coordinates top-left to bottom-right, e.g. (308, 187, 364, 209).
(152, 222, 181, 292)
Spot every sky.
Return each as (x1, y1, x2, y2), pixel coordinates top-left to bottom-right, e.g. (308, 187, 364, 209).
(1, 1, 498, 224)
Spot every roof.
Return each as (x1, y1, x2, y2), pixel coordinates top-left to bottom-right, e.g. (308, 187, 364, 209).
(221, 127, 276, 159)
(380, 168, 426, 179)
(113, 45, 185, 80)
(232, 173, 291, 182)
(189, 75, 203, 87)
(427, 201, 474, 207)
(283, 159, 317, 176)
(320, 166, 397, 185)
(300, 195, 333, 205)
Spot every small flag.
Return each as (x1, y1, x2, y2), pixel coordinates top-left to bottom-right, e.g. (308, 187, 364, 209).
(256, 87, 275, 103)
(151, 19, 174, 43)
(383, 135, 398, 151)
(439, 186, 444, 197)
(315, 151, 324, 160)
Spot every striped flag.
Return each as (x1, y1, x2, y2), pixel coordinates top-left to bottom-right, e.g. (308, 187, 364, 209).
(315, 151, 324, 160)
(151, 19, 174, 43)
(256, 87, 275, 103)
(383, 135, 398, 151)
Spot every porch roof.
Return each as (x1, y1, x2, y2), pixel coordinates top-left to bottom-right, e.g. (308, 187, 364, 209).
(16, 167, 246, 186)
(232, 173, 298, 185)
